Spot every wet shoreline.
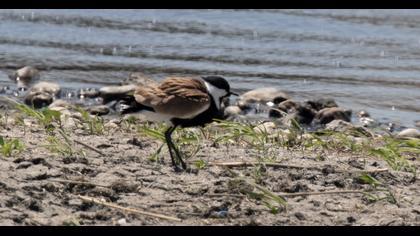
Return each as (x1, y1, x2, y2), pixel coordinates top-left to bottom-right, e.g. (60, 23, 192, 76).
(0, 9, 419, 127)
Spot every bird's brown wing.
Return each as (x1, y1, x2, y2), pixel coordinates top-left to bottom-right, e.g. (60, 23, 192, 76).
(133, 77, 211, 119)
(158, 77, 209, 103)
(134, 85, 166, 107)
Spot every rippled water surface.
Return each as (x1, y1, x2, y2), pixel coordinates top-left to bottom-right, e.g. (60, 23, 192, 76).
(0, 9, 419, 126)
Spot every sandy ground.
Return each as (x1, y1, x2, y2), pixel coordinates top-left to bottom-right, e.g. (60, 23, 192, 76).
(0, 114, 419, 226)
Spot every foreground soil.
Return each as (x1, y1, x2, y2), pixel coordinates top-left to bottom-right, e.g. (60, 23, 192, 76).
(0, 117, 419, 226)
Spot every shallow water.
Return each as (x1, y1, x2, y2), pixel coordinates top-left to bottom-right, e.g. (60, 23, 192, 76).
(0, 9, 419, 126)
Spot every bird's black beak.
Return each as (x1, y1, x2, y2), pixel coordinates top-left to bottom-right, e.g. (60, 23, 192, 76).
(228, 91, 239, 96)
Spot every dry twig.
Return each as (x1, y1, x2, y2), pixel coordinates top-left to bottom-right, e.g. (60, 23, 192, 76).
(72, 139, 107, 156)
(77, 195, 182, 222)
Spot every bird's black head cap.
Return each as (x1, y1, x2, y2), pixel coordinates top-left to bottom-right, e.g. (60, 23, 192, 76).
(202, 76, 231, 92)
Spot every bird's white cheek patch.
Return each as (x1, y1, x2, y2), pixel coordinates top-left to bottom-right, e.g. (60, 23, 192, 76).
(204, 82, 227, 110)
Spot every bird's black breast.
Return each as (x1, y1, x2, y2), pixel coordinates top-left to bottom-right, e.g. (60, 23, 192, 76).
(171, 97, 223, 128)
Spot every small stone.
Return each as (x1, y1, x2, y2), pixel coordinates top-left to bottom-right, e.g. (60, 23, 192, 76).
(104, 122, 119, 129)
(347, 216, 357, 223)
(294, 212, 305, 220)
(117, 218, 127, 226)
(253, 122, 276, 134)
(224, 105, 242, 117)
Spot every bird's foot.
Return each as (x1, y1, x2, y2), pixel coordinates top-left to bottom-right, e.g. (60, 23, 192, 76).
(173, 165, 184, 173)
(185, 167, 199, 175)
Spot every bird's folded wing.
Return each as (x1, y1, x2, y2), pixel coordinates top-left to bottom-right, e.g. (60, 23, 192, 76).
(134, 77, 211, 118)
(134, 86, 167, 107)
(159, 77, 209, 103)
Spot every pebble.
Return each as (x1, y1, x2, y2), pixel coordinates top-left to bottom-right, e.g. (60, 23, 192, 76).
(294, 212, 306, 221)
(224, 105, 242, 117)
(304, 98, 338, 111)
(253, 122, 276, 134)
(117, 218, 128, 226)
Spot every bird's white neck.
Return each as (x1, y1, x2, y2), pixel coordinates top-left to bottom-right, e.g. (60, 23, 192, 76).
(203, 81, 226, 110)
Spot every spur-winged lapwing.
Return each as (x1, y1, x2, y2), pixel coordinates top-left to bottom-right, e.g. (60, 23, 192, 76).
(120, 76, 237, 171)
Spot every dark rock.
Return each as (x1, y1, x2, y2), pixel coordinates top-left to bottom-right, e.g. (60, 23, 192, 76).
(25, 199, 43, 212)
(295, 105, 317, 124)
(127, 137, 146, 149)
(110, 180, 139, 193)
(348, 159, 364, 169)
(294, 212, 306, 220)
(315, 107, 352, 124)
(321, 165, 335, 175)
(304, 98, 338, 111)
(333, 179, 346, 188)
(268, 107, 284, 118)
(224, 105, 242, 118)
(347, 216, 357, 223)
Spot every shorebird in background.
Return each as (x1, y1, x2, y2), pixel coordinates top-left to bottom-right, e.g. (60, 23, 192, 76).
(120, 76, 237, 171)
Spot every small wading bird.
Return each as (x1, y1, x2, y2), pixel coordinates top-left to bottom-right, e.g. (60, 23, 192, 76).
(120, 76, 238, 172)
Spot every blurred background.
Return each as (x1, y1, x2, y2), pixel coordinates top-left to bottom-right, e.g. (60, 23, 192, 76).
(0, 9, 419, 126)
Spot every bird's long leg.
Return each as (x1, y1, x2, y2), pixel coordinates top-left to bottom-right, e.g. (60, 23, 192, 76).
(170, 137, 187, 170)
(164, 126, 182, 171)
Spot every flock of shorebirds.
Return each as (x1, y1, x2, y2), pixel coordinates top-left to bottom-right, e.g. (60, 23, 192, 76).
(6, 66, 239, 172)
